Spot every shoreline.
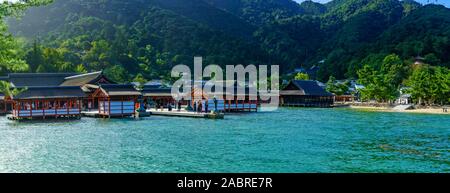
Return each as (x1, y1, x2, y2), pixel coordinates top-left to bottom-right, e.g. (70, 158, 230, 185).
(348, 105, 450, 115)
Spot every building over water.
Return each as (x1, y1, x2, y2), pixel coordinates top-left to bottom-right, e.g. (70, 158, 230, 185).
(200, 80, 258, 112)
(0, 71, 128, 119)
(0, 93, 12, 114)
(90, 84, 141, 118)
(10, 86, 85, 119)
(280, 80, 334, 108)
(0, 71, 264, 119)
(0, 73, 76, 115)
(141, 86, 174, 109)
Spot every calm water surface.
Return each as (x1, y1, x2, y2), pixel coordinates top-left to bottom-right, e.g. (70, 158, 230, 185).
(0, 108, 449, 173)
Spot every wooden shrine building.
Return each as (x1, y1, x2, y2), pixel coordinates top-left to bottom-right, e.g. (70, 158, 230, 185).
(10, 86, 85, 120)
(0, 93, 13, 115)
(193, 81, 258, 112)
(280, 80, 334, 107)
(90, 84, 141, 117)
(141, 86, 175, 109)
(222, 86, 258, 112)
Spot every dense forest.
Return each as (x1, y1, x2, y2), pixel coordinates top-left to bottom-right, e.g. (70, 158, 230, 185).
(1, 0, 450, 86)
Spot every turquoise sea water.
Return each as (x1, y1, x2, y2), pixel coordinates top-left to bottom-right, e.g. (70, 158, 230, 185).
(0, 108, 449, 173)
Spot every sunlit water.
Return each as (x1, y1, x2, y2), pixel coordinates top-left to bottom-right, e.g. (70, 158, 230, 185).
(0, 108, 449, 173)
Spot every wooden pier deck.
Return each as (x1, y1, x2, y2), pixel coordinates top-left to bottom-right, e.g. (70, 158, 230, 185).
(82, 111, 101, 117)
(7, 114, 81, 121)
(81, 110, 137, 118)
(147, 109, 224, 119)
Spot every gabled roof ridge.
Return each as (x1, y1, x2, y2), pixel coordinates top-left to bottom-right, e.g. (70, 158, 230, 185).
(287, 80, 333, 96)
(24, 86, 82, 89)
(99, 83, 135, 88)
(64, 71, 102, 80)
(8, 73, 77, 76)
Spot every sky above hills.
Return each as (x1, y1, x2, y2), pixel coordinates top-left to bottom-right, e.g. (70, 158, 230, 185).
(294, 0, 450, 8)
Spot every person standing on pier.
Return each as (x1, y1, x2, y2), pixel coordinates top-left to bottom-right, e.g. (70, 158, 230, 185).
(193, 101, 197, 113)
(198, 101, 203, 113)
(213, 97, 218, 111)
(168, 103, 172, 111)
(88, 101, 92, 112)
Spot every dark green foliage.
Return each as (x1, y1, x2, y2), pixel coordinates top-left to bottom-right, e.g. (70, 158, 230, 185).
(2, 0, 450, 84)
(299, 1, 327, 15)
(374, 5, 450, 68)
(0, 0, 52, 74)
(357, 54, 409, 102)
(204, 0, 305, 25)
(294, 72, 309, 80)
(407, 65, 450, 105)
(326, 76, 350, 95)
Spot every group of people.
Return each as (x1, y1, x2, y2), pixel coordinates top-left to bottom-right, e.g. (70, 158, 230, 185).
(192, 98, 219, 113)
(19, 101, 74, 110)
(192, 100, 207, 113)
(153, 100, 183, 112)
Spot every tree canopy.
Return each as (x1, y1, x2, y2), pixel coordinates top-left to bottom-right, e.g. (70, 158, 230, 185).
(0, 0, 449, 87)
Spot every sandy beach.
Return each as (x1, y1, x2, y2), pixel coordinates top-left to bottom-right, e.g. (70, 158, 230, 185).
(349, 105, 450, 115)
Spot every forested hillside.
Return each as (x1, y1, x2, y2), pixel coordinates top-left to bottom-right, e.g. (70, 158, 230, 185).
(3, 0, 450, 83)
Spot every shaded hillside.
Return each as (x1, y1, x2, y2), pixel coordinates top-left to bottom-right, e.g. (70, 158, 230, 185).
(374, 5, 450, 67)
(5, 0, 450, 81)
(204, 0, 305, 25)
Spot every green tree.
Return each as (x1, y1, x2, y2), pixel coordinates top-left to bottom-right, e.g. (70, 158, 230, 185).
(405, 65, 450, 105)
(407, 65, 434, 105)
(83, 40, 112, 71)
(431, 66, 450, 105)
(326, 76, 350, 96)
(294, 72, 309, 80)
(133, 73, 148, 89)
(381, 54, 406, 86)
(380, 54, 406, 102)
(104, 65, 128, 83)
(424, 53, 440, 66)
(75, 64, 88, 73)
(0, 80, 26, 98)
(357, 64, 379, 101)
(357, 54, 405, 103)
(326, 76, 338, 94)
(25, 40, 44, 71)
(0, 0, 51, 74)
(0, 22, 28, 73)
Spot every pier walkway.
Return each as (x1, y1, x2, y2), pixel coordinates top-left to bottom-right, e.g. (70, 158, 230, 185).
(147, 109, 224, 119)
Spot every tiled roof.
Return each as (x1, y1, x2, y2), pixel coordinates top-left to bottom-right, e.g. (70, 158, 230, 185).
(141, 88, 172, 97)
(60, 71, 115, 86)
(7, 73, 78, 88)
(99, 84, 141, 96)
(13, 86, 86, 99)
(282, 80, 333, 96)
